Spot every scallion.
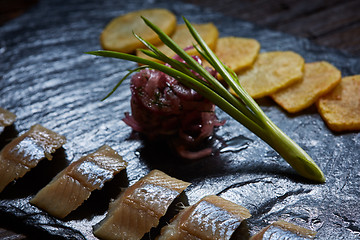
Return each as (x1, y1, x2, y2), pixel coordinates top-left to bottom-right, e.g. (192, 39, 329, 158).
(86, 17, 325, 183)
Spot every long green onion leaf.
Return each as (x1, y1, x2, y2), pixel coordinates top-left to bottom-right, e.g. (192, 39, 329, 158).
(86, 17, 325, 183)
(102, 65, 148, 101)
(141, 17, 261, 126)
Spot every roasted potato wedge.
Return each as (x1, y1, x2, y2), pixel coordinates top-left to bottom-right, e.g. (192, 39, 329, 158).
(100, 8, 177, 53)
(271, 61, 341, 113)
(316, 75, 360, 132)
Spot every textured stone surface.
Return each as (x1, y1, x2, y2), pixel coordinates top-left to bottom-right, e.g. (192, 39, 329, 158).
(0, 0, 359, 239)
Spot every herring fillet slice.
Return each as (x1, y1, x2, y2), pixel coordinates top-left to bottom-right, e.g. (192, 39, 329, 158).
(0, 124, 66, 192)
(158, 195, 251, 240)
(250, 220, 316, 240)
(0, 107, 16, 134)
(30, 145, 127, 219)
(94, 169, 191, 240)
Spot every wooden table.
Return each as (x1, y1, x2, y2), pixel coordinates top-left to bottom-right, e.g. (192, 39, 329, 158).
(1, 0, 359, 56)
(185, 0, 360, 56)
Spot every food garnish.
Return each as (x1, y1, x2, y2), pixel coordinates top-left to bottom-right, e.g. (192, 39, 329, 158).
(0, 124, 66, 192)
(100, 8, 176, 53)
(233, 51, 305, 99)
(158, 195, 251, 240)
(30, 145, 127, 219)
(136, 23, 219, 62)
(316, 74, 360, 132)
(94, 169, 190, 240)
(271, 61, 341, 113)
(87, 17, 325, 182)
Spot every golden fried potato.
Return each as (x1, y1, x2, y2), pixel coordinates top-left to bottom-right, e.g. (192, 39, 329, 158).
(203, 37, 260, 73)
(136, 23, 219, 62)
(234, 51, 304, 99)
(316, 75, 360, 132)
(100, 9, 177, 53)
(271, 61, 341, 113)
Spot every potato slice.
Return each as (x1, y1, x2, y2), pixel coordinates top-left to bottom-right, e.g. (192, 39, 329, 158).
(100, 8, 177, 53)
(204, 37, 260, 73)
(316, 75, 360, 132)
(234, 51, 304, 99)
(271, 61, 341, 113)
(136, 23, 219, 61)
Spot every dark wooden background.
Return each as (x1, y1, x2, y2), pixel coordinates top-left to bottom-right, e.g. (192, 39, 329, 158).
(1, 0, 360, 56)
(184, 0, 360, 56)
(0, 0, 359, 239)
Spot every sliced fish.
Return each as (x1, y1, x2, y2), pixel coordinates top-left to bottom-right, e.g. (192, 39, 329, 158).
(30, 145, 127, 219)
(0, 124, 66, 192)
(94, 169, 191, 240)
(250, 220, 316, 240)
(158, 195, 251, 240)
(0, 108, 16, 134)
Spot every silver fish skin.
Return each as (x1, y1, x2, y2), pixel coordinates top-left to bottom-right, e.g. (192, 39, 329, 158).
(0, 124, 66, 192)
(0, 107, 16, 134)
(250, 220, 317, 240)
(94, 169, 191, 240)
(30, 145, 127, 219)
(158, 195, 251, 240)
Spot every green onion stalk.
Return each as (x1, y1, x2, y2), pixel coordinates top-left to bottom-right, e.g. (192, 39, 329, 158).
(87, 17, 325, 183)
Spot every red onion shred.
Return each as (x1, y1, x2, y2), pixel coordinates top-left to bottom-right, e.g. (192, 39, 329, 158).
(122, 57, 224, 159)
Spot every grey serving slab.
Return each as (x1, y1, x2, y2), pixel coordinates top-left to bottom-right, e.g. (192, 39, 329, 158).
(0, 0, 359, 239)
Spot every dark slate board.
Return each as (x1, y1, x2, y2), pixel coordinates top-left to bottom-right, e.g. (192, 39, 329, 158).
(0, 0, 359, 239)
